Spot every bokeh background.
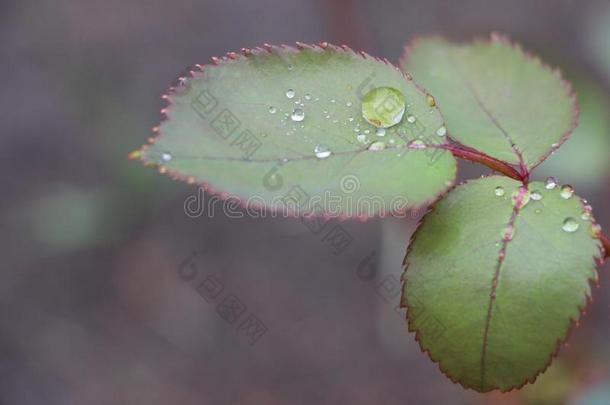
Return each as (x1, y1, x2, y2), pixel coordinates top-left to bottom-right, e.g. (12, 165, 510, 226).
(3, 0, 610, 403)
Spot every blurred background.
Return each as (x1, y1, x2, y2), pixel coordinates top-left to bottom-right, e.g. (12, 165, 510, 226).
(2, 0, 610, 403)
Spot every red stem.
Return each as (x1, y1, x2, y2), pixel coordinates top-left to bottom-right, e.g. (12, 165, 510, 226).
(440, 144, 525, 182)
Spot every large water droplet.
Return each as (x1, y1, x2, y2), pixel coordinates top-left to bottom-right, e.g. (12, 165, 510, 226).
(286, 89, 295, 99)
(290, 108, 305, 122)
(562, 218, 579, 233)
(560, 185, 574, 200)
(361, 87, 406, 128)
(368, 141, 386, 151)
(494, 186, 505, 197)
(314, 144, 331, 159)
(545, 177, 557, 190)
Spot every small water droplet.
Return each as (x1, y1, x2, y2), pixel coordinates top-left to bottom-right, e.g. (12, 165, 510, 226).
(535, 209, 542, 214)
(305, 94, 311, 100)
(314, 144, 331, 159)
(348, 117, 354, 122)
(494, 186, 505, 197)
(581, 212, 592, 221)
(436, 126, 447, 137)
(361, 87, 406, 128)
(364, 129, 370, 135)
(346, 101, 353, 107)
(161, 152, 172, 162)
(357, 134, 368, 143)
(426, 94, 436, 107)
(287, 64, 293, 70)
(330, 99, 336, 103)
(368, 141, 386, 151)
(530, 191, 543, 201)
(290, 108, 305, 122)
(591, 223, 602, 238)
(406, 115, 417, 124)
(503, 225, 515, 241)
(286, 89, 295, 99)
(545, 177, 558, 190)
(562, 218, 579, 233)
(269, 106, 277, 114)
(560, 185, 574, 200)
(376, 128, 386, 137)
(408, 140, 427, 149)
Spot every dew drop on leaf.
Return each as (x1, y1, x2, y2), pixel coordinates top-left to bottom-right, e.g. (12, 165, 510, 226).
(530, 191, 543, 201)
(560, 185, 574, 200)
(376, 128, 386, 137)
(408, 140, 427, 149)
(314, 144, 331, 159)
(368, 141, 386, 151)
(269, 106, 277, 114)
(591, 223, 602, 238)
(494, 186, 505, 197)
(356, 134, 368, 143)
(286, 89, 295, 99)
(436, 126, 447, 137)
(406, 115, 417, 124)
(290, 109, 305, 122)
(581, 212, 592, 221)
(361, 87, 406, 128)
(562, 218, 580, 233)
(545, 177, 558, 190)
(161, 152, 173, 162)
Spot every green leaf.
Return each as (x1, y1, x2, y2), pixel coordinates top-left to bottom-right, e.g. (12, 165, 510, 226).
(400, 34, 577, 171)
(135, 43, 457, 217)
(401, 176, 603, 392)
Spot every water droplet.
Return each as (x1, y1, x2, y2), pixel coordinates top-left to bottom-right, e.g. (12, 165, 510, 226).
(161, 152, 172, 162)
(348, 117, 354, 122)
(494, 186, 505, 197)
(408, 140, 427, 149)
(562, 218, 579, 233)
(290, 108, 305, 122)
(436, 126, 447, 137)
(304, 94, 311, 100)
(346, 101, 353, 107)
(357, 134, 368, 143)
(545, 177, 557, 190)
(426, 94, 436, 107)
(287, 64, 293, 70)
(286, 89, 295, 99)
(330, 99, 336, 103)
(361, 87, 406, 128)
(376, 128, 386, 137)
(314, 144, 331, 159)
(535, 209, 542, 214)
(269, 106, 277, 114)
(581, 212, 592, 221)
(560, 185, 574, 200)
(591, 223, 602, 238)
(503, 225, 515, 241)
(406, 115, 416, 124)
(530, 191, 543, 201)
(368, 141, 386, 151)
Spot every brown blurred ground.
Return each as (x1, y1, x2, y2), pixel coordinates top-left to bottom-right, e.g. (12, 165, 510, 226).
(2, 0, 610, 404)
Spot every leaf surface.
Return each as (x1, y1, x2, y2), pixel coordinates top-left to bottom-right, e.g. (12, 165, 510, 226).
(400, 35, 578, 171)
(402, 176, 603, 392)
(136, 44, 457, 217)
